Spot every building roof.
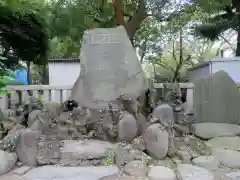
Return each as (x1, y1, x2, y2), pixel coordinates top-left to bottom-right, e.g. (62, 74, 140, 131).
(48, 58, 80, 63)
(188, 57, 240, 71)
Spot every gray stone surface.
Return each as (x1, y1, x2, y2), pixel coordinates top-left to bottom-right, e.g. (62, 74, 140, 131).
(194, 71, 240, 124)
(98, 175, 150, 180)
(205, 136, 240, 151)
(136, 113, 147, 135)
(148, 166, 176, 180)
(70, 26, 148, 109)
(60, 139, 115, 166)
(123, 160, 147, 177)
(44, 102, 61, 119)
(176, 150, 192, 164)
(114, 144, 141, 167)
(211, 148, 240, 168)
(0, 150, 18, 175)
(176, 164, 214, 180)
(16, 129, 42, 166)
(12, 166, 31, 176)
(151, 104, 174, 127)
(205, 137, 240, 168)
(143, 124, 168, 160)
(192, 123, 240, 140)
(22, 165, 119, 180)
(221, 172, 240, 180)
(28, 110, 42, 127)
(192, 156, 219, 171)
(117, 112, 138, 141)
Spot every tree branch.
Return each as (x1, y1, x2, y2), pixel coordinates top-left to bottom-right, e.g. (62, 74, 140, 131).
(125, 0, 147, 40)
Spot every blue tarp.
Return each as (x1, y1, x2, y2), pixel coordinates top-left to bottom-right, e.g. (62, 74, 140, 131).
(13, 69, 28, 85)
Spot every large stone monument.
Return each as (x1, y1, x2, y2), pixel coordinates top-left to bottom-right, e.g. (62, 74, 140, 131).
(70, 26, 148, 109)
(194, 70, 240, 124)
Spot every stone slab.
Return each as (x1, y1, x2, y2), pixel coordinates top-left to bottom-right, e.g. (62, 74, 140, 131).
(22, 165, 119, 180)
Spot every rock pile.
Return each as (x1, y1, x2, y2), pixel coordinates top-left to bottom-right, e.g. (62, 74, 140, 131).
(1, 93, 240, 180)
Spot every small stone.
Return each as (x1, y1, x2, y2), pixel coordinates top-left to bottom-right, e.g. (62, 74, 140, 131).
(177, 164, 214, 180)
(13, 166, 31, 175)
(16, 162, 23, 166)
(176, 150, 192, 164)
(123, 160, 147, 177)
(192, 156, 219, 171)
(114, 144, 136, 167)
(28, 110, 42, 127)
(132, 136, 145, 151)
(0, 150, 18, 175)
(148, 166, 176, 180)
(45, 102, 61, 119)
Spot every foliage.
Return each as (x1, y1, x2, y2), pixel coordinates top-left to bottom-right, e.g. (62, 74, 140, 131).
(0, 56, 15, 97)
(103, 150, 115, 166)
(47, 0, 194, 58)
(0, 0, 50, 65)
(1, 0, 232, 84)
(193, 0, 240, 56)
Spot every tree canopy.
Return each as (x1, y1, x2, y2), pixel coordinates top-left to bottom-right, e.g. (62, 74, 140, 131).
(0, 1, 49, 66)
(0, 0, 237, 83)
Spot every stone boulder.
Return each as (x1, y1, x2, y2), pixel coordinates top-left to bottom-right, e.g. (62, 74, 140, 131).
(192, 156, 219, 170)
(176, 164, 214, 180)
(0, 150, 18, 175)
(29, 112, 50, 133)
(28, 110, 42, 127)
(114, 143, 142, 167)
(123, 160, 147, 177)
(143, 124, 168, 159)
(117, 112, 138, 141)
(136, 113, 147, 135)
(148, 166, 176, 180)
(205, 136, 240, 168)
(16, 129, 42, 166)
(221, 172, 240, 180)
(98, 176, 150, 180)
(44, 102, 61, 119)
(192, 123, 240, 140)
(60, 140, 115, 166)
(23, 165, 119, 180)
(151, 104, 174, 127)
(194, 71, 240, 124)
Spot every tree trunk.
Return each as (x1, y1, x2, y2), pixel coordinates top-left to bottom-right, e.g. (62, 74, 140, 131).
(125, 0, 147, 40)
(236, 5, 240, 56)
(113, 0, 125, 26)
(173, 29, 183, 82)
(113, 0, 147, 41)
(236, 28, 240, 56)
(42, 64, 49, 84)
(27, 61, 31, 85)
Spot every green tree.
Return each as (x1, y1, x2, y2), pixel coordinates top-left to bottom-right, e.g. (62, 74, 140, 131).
(0, 1, 49, 83)
(47, 0, 193, 57)
(194, 0, 240, 56)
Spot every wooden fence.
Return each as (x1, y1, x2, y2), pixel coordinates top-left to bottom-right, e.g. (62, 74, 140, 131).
(0, 83, 195, 110)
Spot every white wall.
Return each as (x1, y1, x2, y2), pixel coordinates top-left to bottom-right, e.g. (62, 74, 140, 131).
(49, 62, 81, 86)
(48, 61, 81, 102)
(188, 64, 210, 82)
(212, 61, 240, 82)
